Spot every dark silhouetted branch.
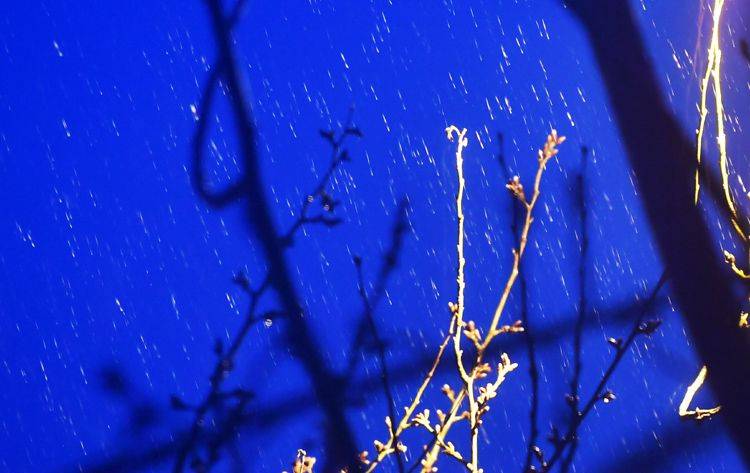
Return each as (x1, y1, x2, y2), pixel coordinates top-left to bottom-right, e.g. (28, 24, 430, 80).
(542, 271, 667, 471)
(497, 131, 541, 473)
(72, 287, 669, 473)
(560, 146, 589, 473)
(562, 1, 750, 466)
(347, 198, 410, 473)
(177, 1, 364, 469)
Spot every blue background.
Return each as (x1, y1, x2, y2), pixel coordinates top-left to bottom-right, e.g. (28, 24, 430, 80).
(1, 1, 749, 471)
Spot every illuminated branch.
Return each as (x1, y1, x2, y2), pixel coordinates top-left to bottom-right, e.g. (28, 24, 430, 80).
(445, 126, 478, 469)
(723, 251, 750, 279)
(363, 126, 473, 472)
(446, 125, 473, 387)
(709, 0, 739, 233)
(484, 132, 564, 345)
(362, 334, 452, 472)
(694, 0, 719, 205)
(694, 0, 750, 342)
(694, 0, 745, 241)
(679, 365, 721, 420)
(423, 130, 563, 473)
(364, 128, 563, 473)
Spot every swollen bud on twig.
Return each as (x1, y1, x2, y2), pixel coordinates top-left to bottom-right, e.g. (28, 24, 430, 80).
(292, 450, 316, 473)
(498, 320, 525, 334)
(637, 319, 661, 335)
(448, 301, 459, 315)
(345, 127, 363, 137)
(739, 312, 749, 328)
(506, 176, 526, 202)
(565, 394, 579, 406)
(170, 395, 190, 411)
(319, 129, 335, 143)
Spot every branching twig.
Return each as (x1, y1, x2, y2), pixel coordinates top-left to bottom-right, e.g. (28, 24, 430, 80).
(499, 133, 540, 473)
(348, 199, 410, 473)
(364, 128, 564, 473)
(176, 104, 359, 468)
(178, 2, 363, 466)
(422, 129, 563, 473)
(363, 333, 453, 472)
(541, 272, 668, 471)
(679, 365, 721, 420)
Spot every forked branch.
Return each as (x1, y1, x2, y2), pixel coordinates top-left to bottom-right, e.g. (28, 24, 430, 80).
(363, 128, 565, 473)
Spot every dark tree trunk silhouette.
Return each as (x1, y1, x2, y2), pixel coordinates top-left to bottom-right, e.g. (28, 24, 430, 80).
(183, 0, 360, 469)
(563, 0, 750, 466)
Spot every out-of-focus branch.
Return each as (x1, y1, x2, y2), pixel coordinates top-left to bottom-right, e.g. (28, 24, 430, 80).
(561, 1, 750, 465)
(178, 1, 363, 469)
(175, 114, 359, 470)
(559, 147, 589, 473)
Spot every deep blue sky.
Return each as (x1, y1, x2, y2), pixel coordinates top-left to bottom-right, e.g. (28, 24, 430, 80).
(1, 1, 749, 471)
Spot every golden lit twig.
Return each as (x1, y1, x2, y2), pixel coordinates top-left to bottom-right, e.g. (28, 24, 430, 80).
(361, 126, 473, 472)
(694, 0, 750, 332)
(739, 312, 749, 328)
(445, 125, 480, 470)
(364, 129, 563, 473)
(445, 125, 474, 388)
(421, 130, 564, 473)
(484, 131, 565, 346)
(679, 365, 721, 420)
(694, 0, 719, 204)
(723, 250, 750, 279)
(694, 0, 745, 241)
(362, 333, 452, 472)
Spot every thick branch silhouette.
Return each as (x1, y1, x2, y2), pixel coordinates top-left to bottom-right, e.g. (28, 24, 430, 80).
(563, 0, 750, 465)
(183, 0, 362, 469)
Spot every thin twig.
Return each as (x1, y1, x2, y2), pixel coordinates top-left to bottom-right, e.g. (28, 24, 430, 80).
(498, 133, 540, 473)
(349, 200, 410, 473)
(542, 271, 668, 471)
(363, 332, 452, 472)
(421, 130, 564, 473)
(365, 129, 564, 473)
(560, 147, 588, 473)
